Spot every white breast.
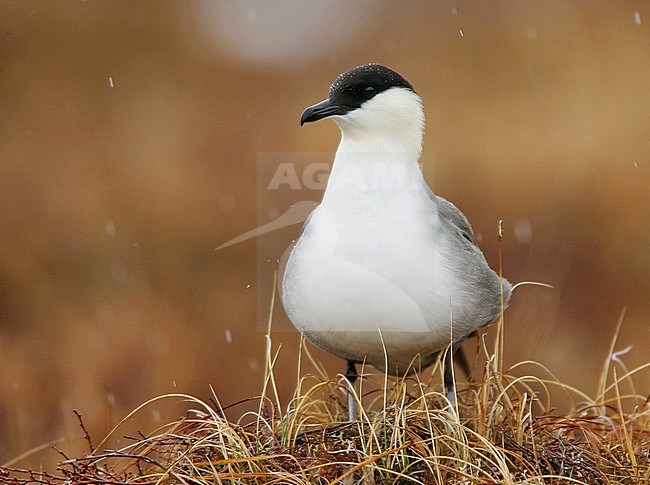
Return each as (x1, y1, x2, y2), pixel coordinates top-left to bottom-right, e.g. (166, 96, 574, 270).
(281, 153, 480, 374)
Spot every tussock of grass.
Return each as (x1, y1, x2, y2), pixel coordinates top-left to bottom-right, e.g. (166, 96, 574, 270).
(2, 319, 649, 484)
(2, 279, 648, 484)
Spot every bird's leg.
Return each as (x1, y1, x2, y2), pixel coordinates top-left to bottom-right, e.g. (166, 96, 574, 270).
(443, 348, 456, 405)
(443, 340, 465, 406)
(454, 345, 472, 383)
(344, 360, 358, 421)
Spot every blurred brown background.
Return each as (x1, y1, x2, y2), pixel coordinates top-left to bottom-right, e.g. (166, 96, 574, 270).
(1, 1, 648, 467)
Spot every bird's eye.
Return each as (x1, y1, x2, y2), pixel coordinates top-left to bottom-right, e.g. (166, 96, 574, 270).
(362, 86, 376, 99)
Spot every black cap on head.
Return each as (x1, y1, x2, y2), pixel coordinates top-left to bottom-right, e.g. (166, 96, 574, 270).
(329, 64, 414, 105)
(301, 64, 414, 125)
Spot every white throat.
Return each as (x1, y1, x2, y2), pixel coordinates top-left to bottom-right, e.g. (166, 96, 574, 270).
(322, 87, 429, 210)
(334, 87, 425, 154)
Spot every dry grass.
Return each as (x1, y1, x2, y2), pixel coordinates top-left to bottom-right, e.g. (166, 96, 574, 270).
(2, 308, 649, 485)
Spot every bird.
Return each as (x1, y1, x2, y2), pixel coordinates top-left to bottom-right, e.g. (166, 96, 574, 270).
(281, 64, 512, 420)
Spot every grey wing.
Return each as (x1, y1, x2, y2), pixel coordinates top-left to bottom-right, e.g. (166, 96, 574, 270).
(427, 188, 513, 326)
(432, 193, 477, 246)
